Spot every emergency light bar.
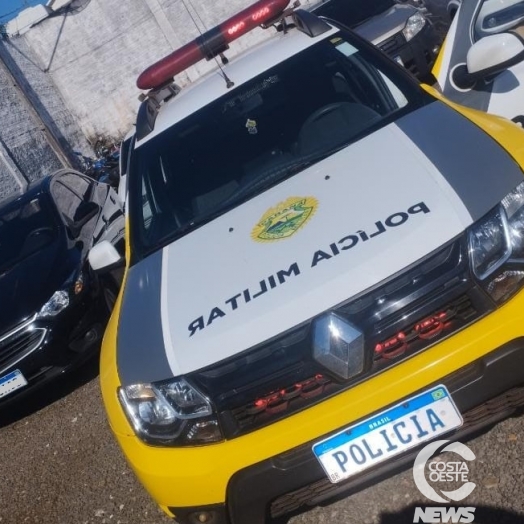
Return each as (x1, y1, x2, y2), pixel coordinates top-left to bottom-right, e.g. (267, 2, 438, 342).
(137, 0, 290, 90)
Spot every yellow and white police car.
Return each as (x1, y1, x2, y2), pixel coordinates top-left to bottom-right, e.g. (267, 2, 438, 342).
(90, 1, 524, 522)
(434, 0, 524, 124)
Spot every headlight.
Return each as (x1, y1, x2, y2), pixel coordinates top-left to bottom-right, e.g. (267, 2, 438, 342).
(38, 290, 70, 317)
(402, 13, 426, 41)
(469, 182, 524, 302)
(37, 272, 85, 318)
(118, 378, 222, 445)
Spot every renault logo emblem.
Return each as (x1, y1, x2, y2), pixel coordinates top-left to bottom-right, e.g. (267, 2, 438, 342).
(312, 313, 365, 380)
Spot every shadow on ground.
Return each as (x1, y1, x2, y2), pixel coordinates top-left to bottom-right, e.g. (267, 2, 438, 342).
(0, 353, 99, 429)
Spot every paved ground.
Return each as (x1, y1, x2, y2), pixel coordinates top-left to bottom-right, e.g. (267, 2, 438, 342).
(1, 359, 524, 524)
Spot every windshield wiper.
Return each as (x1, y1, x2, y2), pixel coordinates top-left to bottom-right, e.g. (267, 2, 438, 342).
(140, 144, 353, 256)
(219, 144, 351, 211)
(144, 209, 229, 257)
(140, 155, 321, 257)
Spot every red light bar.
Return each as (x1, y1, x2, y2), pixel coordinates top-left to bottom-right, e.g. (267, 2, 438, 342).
(137, 0, 290, 90)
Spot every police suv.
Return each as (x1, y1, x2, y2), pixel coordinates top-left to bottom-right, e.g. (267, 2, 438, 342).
(434, 0, 524, 124)
(89, 0, 524, 522)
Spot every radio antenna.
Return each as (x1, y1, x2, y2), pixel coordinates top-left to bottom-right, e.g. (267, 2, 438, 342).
(185, 0, 208, 32)
(180, 0, 235, 88)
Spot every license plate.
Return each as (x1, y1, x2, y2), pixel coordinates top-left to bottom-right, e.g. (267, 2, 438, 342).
(0, 369, 28, 399)
(312, 385, 462, 483)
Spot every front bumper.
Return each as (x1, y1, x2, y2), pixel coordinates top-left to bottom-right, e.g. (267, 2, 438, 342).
(227, 340, 524, 523)
(106, 284, 524, 524)
(0, 293, 106, 406)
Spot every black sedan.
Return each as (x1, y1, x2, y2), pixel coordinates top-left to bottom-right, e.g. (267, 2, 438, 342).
(0, 170, 124, 404)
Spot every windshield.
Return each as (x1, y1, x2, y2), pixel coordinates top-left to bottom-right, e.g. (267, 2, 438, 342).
(0, 195, 58, 272)
(130, 31, 427, 259)
(312, 0, 396, 27)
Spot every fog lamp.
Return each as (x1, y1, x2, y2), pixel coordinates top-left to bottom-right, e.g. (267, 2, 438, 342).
(486, 270, 524, 303)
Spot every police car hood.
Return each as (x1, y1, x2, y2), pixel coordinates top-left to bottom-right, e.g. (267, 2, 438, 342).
(117, 102, 523, 384)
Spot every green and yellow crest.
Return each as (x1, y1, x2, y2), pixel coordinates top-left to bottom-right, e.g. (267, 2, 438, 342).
(251, 196, 318, 242)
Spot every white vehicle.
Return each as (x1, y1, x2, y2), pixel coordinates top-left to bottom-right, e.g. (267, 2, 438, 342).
(116, 129, 135, 207)
(433, 0, 524, 124)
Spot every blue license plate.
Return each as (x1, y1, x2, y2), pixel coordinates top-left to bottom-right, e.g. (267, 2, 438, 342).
(0, 369, 28, 399)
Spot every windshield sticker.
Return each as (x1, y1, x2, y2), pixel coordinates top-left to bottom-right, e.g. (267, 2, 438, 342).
(245, 119, 258, 135)
(251, 196, 318, 243)
(188, 202, 431, 337)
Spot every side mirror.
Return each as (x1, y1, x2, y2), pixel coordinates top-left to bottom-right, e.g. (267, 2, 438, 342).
(468, 32, 524, 79)
(451, 33, 524, 89)
(89, 240, 124, 272)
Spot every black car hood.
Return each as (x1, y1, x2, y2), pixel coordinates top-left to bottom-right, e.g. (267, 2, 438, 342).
(0, 234, 82, 333)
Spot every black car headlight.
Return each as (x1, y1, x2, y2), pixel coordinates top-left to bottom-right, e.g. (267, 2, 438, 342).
(118, 378, 222, 446)
(37, 272, 85, 318)
(469, 181, 524, 302)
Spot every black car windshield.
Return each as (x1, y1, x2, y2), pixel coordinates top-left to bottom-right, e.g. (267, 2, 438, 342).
(130, 31, 428, 259)
(0, 195, 58, 272)
(313, 0, 396, 27)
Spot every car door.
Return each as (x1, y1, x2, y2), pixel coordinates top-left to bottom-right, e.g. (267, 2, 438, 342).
(433, 0, 524, 122)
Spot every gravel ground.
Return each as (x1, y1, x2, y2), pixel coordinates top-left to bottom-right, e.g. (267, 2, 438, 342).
(0, 360, 169, 524)
(1, 361, 524, 524)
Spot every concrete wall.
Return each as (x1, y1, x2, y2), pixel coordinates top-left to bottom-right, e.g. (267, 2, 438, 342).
(0, 0, 289, 198)
(17, 0, 277, 139)
(0, 43, 61, 198)
(0, 35, 93, 199)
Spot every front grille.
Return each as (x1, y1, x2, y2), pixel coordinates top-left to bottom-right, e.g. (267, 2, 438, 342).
(0, 316, 46, 374)
(372, 294, 477, 364)
(269, 385, 524, 519)
(231, 373, 333, 432)
(190, 235, 495, 439)
(378, 32, 405, 56)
